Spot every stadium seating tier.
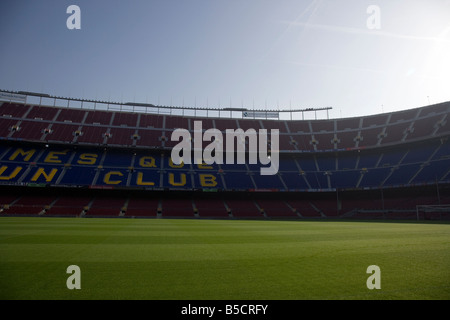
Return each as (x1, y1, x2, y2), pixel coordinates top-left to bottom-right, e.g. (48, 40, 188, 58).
(1, 100, 449, 220)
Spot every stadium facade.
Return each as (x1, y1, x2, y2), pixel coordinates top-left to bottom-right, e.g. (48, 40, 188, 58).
(0, 90, 449, 220)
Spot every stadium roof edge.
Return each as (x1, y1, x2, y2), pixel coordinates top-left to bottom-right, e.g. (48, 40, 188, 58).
(0, 89, 331, 114)
(2, 89, 449, 122)
(17, 91, 51, 98)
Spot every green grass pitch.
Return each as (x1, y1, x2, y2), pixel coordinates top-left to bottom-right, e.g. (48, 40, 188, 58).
(0, 217, 449, 300)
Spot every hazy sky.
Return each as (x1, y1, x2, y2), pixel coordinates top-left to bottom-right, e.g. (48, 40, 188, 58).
(1, 0, 450, 119)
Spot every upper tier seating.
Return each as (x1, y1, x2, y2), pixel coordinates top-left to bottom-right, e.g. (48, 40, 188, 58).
(0, 101, 448, 151)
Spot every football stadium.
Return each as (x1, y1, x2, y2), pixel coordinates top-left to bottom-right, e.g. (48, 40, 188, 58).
(1, 90, 450, 219)
(0, 90, 449, 303)
(1, 0, 449, 307)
